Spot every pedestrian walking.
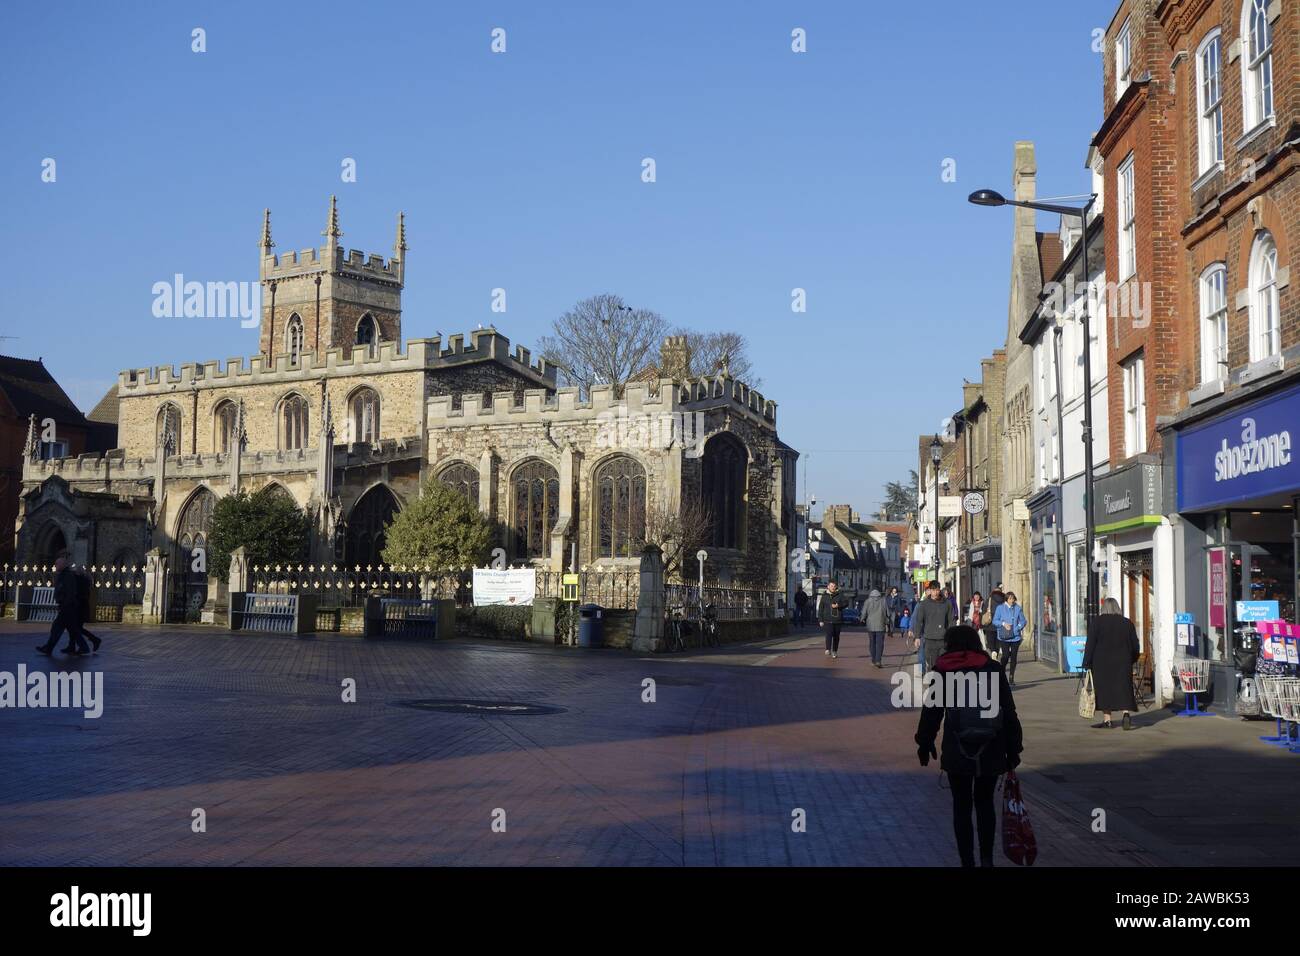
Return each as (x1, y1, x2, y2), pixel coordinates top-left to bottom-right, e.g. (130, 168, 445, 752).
(885, 586, 902, 637)
(75, 564, 102, 653)
(863, 588, 889, 667)
(992, 591, 1027, 684)
(966, 591, 985, 628)
(985, 586, 1006, 656)
(817, 581, 851, 660)
(34, 553, 89, 656)
(1082, 597, 1140, 730)
(908, 580, 953, 672)
(794, 587, 809, 627)
(915, 624, 1024, 868)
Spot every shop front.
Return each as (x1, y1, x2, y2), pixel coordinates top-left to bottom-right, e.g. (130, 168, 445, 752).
(964, 542, 1001, 607)
(1170, 380, 1300, 712)
(1027, 487, 1061, 668)
(1092, 458, 1172, 702)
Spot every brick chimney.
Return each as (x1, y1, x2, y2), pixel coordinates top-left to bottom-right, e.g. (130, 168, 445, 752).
(824, 504, 853, 527)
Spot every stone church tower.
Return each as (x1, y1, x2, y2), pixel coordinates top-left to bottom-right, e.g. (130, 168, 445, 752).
(257, 196, 406, 361)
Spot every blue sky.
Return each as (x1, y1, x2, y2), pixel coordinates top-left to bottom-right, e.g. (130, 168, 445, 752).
(0, 0, 1110, 517)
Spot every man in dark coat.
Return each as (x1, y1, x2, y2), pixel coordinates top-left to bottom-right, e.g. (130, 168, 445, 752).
(817, 582, 851, 659)
(73, 565, 102, 653)
(1082, 597, 1140, 729)
(908, 581, 953, 671)
(916, 624, 1023, 867)
(793, 587, 809, 626)
(34, 553, 89, 656)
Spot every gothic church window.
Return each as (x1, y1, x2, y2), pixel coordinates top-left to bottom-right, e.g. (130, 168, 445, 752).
(214, 401, 238, 454)
(345, 484, 399, 568)
(350, 387, 380, 444)
(594, 456, 646, 559)
(438, 462, 480, 504)
(280, 393, 309, 451)
(702, 433, 747, 549)
(156, 403, 182, 453)
(286, 314, 304, 364)
(511, 459, 560, 560)
(356, 314, 378, 359)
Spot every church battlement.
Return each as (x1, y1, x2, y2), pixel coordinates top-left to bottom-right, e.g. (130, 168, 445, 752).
(117, 328, 557, 393)
(426, 370, 776, 427)
(427, 378, 672, 424)
(260, 246, 401, 284)
(678, 374, 778, 424)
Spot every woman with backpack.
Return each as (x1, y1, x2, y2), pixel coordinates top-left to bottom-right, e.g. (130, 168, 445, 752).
(915, 624, 1023, 868)
(992, 591, 1027, 684)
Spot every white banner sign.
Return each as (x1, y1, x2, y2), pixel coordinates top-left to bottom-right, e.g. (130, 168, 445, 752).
(937, 496, 963, 518)
(472, 568, 537, 606)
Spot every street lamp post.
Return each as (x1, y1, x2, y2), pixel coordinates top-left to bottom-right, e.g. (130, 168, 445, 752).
(929, 435, 943, 586)
(969, 187, 1099, 629)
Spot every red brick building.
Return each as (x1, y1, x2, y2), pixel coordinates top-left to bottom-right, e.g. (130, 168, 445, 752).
(0, 357, 114, 564)
(1157, 0, 1300, 703)
(1094, 0, 1299, 703)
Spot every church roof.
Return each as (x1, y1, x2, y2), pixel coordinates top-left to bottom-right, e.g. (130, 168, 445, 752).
(0, 355, 88, 424)
(87, 385, 119, 424)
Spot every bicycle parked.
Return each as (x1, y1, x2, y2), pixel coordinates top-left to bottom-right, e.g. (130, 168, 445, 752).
(666, 605, 692, 652)
(700, 603, 720, 648)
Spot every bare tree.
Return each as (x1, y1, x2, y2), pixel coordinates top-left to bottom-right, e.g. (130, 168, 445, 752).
(674, 329, 760, 387)
(644, 494, 714, 582)
(537, 294, 669, 396)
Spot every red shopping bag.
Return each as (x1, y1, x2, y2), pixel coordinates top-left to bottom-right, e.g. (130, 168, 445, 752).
(1001, 771, 1037, 866)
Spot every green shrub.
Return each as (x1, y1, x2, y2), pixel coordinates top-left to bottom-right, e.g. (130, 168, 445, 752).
(208, 487, 310, 579)
(382, 481, 493, 570)
(456, 604, 531, 640)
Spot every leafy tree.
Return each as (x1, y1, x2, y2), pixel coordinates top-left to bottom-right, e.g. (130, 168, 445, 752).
(881, 470, 919, 521)
(380, 480, 493, 571)
(208, 487, 310, 579)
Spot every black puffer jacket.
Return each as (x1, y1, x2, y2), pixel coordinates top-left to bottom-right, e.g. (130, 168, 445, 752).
(915, 649, 1023, 776)
(54, 567, 80, 616)
(817, 589, 852, 624)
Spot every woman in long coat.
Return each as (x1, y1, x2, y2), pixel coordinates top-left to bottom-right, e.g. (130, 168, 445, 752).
(1082, 597, 1140, 730)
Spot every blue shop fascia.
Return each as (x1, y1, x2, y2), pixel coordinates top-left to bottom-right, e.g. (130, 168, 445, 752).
(1162, 369, 1300, 711)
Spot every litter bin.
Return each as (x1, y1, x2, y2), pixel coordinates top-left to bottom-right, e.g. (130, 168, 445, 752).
(577, 604, 604, 648)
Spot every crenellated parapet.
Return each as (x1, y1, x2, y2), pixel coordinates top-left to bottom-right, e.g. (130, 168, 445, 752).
(678, 374, 777, 424)
(117, 328, 556, 395)
(426, 371, 776, 428)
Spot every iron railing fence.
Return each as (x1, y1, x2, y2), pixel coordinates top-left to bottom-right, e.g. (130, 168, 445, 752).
(2, 563, 144, 619)
(248, 564, 473, 608)
(664, 582, 785, 620)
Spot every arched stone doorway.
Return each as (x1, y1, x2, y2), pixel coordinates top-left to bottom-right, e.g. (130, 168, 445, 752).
(169, 487, 216, 622)
(344, 485, 399, 568)
(36, 524, 67, 566)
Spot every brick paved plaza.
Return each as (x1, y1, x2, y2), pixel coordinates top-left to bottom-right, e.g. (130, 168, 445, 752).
(1, 621, 1294, 867)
